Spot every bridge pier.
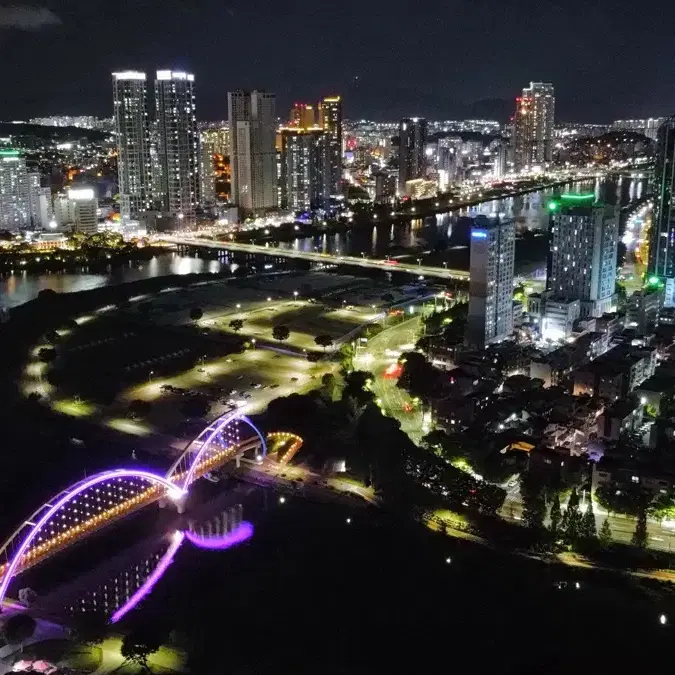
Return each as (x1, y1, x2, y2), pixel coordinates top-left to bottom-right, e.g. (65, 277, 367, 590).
(158, 496, 186, 514)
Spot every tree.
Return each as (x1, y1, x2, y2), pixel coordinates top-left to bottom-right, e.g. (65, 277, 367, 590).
(520, 474, 547, 531)
(338, 342, 356, 375)
(229, 318, 244, 333)
(314, 334, 333, 351)
(37, 347, 57, 363)
(189, 307, 203, 322)
(272, 324, 291, 343)
(549, 493, 562, 538)
(121, 626, 163, 669)
(180, 396, 210, 419)
(631, 507, 649, 549)
(595, 483, 649, 517)
(580, 497, 597, 541)
(2, 613, 37, 651)
(561, 489, 582, 542)
(343, 370, 375, 408)
(70, 611, 108, 646)
(128, 399, 152, 419)
(598, 517, 612, 548)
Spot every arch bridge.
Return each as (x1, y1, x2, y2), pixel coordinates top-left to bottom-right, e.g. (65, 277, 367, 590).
(0, 409, 269, 607)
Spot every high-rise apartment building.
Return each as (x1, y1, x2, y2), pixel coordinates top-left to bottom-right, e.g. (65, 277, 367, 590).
(199, 133, 217, 205)
(0, 149, 51, 229)
(398, 117, 427, 196)
(228, 90, 278, 214)
(279, 128, 330, 210)
(318, 96, 343, 196)
(547, 194, 618, 317)
(154, 70, 200, 226)
(513, 82, 555, 172)
(465, 217, 516, 349)
(289, 103, 316, 129)
(649, 115, 675, 306)
(112, 71, 152, 221)
(611, 118, 666, 142)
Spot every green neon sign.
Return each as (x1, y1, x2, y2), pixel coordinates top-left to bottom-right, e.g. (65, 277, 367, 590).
(0, 148, 19, 157)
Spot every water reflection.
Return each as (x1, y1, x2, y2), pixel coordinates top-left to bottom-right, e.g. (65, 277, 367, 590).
(54, 506, 253, 623)
(277, 176, 646, 261)
(0, 252, 225, 309)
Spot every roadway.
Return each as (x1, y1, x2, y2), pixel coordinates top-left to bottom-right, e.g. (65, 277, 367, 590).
(161, 236, 470, 281)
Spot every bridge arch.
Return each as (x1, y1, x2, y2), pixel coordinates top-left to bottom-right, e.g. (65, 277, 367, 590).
(166, 409, 267, 491)
(0, 469, 183, 607)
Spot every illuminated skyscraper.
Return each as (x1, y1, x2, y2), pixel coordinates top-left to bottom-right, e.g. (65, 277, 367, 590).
(398, 117, 427, 196)
(154, 70, 200, 226)
(289, 103, 316, 128)
(649, 114, 675, 306)
(0, 149, 51, 229)
(228, 90, 278, 214)
(513, 82, 555, 172)
(112, 71, 152, 221)
(547, 194, 618, 317)
(318, 96, 343, 195)
(279, 128, 330, 210)
(465, 218, 516, 349)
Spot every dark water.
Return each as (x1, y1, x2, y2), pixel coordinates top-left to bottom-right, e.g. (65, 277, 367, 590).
(0, 253, 226, 309)
(279, 175, 646, 259)
(37, 484, 675, 674)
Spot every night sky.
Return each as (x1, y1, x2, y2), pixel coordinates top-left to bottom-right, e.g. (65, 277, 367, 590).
(0, 0, 673, 123)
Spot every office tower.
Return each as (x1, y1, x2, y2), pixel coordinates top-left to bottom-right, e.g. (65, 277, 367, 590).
(0, 149, 51, 228)
(66, 188, 98, 234)
(398, 117, 427, 196)
(201, 126, 230, 157)
(279, 128, 330, 210)
(154, 70, 200, 226)
(513, 82, 555, 172)
(547, 194, 618, 317)
(318, 96, 343, 195)
(649, 115, 675, 306)
(228, 90, 278, 214)
(289, 103, 315, 128)
(112, 71, 152, 221)
(465, 218, 516, 349)
(199, 132, 216, 205)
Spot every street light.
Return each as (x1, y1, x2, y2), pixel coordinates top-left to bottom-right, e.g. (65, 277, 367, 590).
(417, 258, 421, 266)
(251, 338, 257, 350)
(660, 613, 668, 626)
(279, 496, 286, 504)
(445, 557, 452, 564)
(293, 290, 299, 299)
(236, 303, 241, 310)
(267, 297, 272, 302)
(346, 517, 352, 524)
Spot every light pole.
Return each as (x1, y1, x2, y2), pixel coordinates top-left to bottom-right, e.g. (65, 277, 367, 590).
(417, 258, 421, 267)
(293, 290, 299, 301)
(251, 338, 257, 350)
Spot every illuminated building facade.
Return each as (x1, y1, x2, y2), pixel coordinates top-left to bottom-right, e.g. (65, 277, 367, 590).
(289, 103, 316, 128)
(318, 96, 343, 195)
(649, 115, 675, 306)
(279, 128, 330, 210)
(112, 71, 152, 221)
(465, 218, 516, 348)
(0, 149, 51, 229)
(228, 90, 278, 214)
(154, 70, 200, 226)
(513, 82, 555, 172)
(547, 195, 618, 317)
(398, 117, 427, 196)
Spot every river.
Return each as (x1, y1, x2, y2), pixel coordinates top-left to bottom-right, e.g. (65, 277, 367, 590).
(0, 176, 646, 308)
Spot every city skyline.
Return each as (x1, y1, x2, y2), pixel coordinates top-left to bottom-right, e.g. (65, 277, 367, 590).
(1, 0, 675, 122)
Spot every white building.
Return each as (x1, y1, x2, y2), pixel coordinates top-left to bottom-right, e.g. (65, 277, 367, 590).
(542, 298, 581, 341)
(548, 195, 618, 317)
(199, 132, 216, 205)
(513, 82, 555, 172)
(54, 188, 98, 234)
(0, 149, 51, 229)
(465, 217, 516, 349)
(155, 70, 200, 226)
(228, 90, 278, 214)
(112, 71, 152, 222)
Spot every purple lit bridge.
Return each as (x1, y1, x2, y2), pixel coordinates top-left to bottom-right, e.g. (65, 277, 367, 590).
(0, 409, 267, 607)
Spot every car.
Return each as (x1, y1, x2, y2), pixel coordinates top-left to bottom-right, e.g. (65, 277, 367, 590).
(253, 383, 263, 389)
(237, 375, 244, 380)
(242, 392, 252, 399)
(204, 472, 220, 484)
(229, 389, 238, 396)
(270, 383, 280, 389)
(290, 377, 299, 382)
